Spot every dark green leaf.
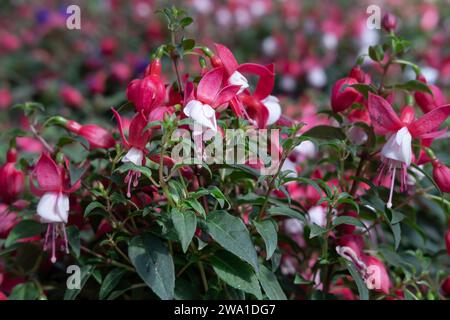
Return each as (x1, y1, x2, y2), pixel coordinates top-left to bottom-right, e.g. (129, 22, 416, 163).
(128, 234, 175, 300)
(66, 226, 80, 258)
(203, 210, 258, 271)
(302, 125, 346, 141)
(258, 264, 287, 300)
(171, 209, 197, 253)
(5, 220, 46, 248)
(253, 219, 278, 260)
(211, 251, 262, 299)
(100, 269, 127, 300)
(64, 265, 95, 300)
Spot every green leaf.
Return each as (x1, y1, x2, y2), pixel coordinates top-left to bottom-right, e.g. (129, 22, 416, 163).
(203, 210, 258, 271)
(390, 222, 401, 250)
(8, 282, 40, 300)
(100, 268, 127, 300)
(171, 209, 197, 253)
(66, 226, 80, 258)
(208, 186, 231, 209)
(333, 216, 366, 230)
(302, 125, 346, 140)
(84, 201, 107, 218)
(128, 234, 175, 300)
(368, 45, 384, 62)
(68, 162, 87, 187)
(395, 80, 432, 94)
(253, 219, 277, 260)
(182, 38, 195, 51)
(258, 264, 287, 300)
(309, 224, 327, 239)
(64, 265, 95, 300)
(185, 199, 206, 218)
(180, 17, 193, 27)
(5, 220, 46, 248)
(343, 260, 369, 300)
(267, 206, 306, 223)
(211, 251, 262, 299)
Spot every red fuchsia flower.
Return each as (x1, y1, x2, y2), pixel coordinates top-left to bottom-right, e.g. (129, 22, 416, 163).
(111, 109, 152, 197)
(126, 59, 166, 115)
(183, 67, 241, 136)
(432, 159, 450, 193)
(60, 85, 84, 109)
(367, 92, 450, 208)
(0, 148, 25, 204)
(30, 153, 81, 263)
(64, 119, 115, 150)
(414, 75, 446, 113)
(331, 77, 363, 113)
(442, 276, 450, 296)
(212, 43, 278, 128)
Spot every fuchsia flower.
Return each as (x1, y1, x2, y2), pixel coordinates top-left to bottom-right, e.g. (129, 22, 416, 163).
(336, 239, 391, 295)
(183, 67, 240, 135)
(30, 153, 81, 263)
(414, 76, 446, 113)
(432, 160, 450, 193)
(212, 43, 279, 128)
(65, 120, 115, 150)
(126, 59, 166, 115)
(0, 148, 25, 204)
(382, 13, 397, 32)
(112, 109, 152, 197)
(60, 85, 84, 109)
(331, 77, 363, 113)
(367, 92, 450, 208)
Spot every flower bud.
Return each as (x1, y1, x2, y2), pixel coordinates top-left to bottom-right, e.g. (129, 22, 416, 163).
(382, 13, 397, 32)
(0, 148, 25, 204)
(331, 77, 362, 112)
(66, 120, 115, 150)
(126, 75, 165, 114)
(414, 77, 445, 113)
(0, 88, 12, 110)
(60, 85, 84, 109)
(432, 160, 450, 193)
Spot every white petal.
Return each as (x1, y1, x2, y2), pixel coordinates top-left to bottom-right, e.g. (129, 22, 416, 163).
(307, 67, 327, 88)
(294, 140, 316, 159)
(187, 103, 217, 132)
(381, 127, 412, 166)
(183, 100, 203, 117)
(262, 95, 282, 125)
(281, 158, 297, 178)
(228, 71, 249, 94)
(56, 193, 70, 223)
(122, 147, 144, 166)
(308, 206, 326, 227)
(37, 192, 66, 223)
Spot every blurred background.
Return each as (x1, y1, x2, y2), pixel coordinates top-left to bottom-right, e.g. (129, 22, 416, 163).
(1, 0, 450, 161)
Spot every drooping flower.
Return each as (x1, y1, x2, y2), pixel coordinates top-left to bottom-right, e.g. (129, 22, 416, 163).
(183, 67, 240, 136)
(0, 148, 25, 204)
(30, 153, 81, 263)
(368, 92, 450, 207)
(212, 43, 278, 127)
(331, 77, 363, 113)
(111, 109, 152, 197)
(65, 120, 115, 150)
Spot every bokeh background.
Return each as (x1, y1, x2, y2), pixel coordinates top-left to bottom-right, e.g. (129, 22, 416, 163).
(1, 0, 450, 158)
